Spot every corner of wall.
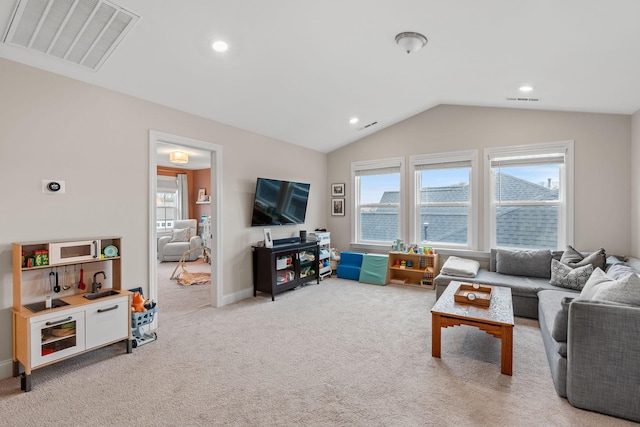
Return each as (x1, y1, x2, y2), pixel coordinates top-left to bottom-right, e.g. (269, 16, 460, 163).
(630, 110, 640, 256)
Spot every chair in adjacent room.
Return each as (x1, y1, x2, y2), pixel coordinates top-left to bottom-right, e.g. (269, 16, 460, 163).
(158, 219, 203, 262)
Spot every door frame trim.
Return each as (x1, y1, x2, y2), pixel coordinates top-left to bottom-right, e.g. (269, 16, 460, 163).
(148, 130, 223, 307)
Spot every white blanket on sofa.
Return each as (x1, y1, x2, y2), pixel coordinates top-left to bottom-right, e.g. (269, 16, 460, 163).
(441, 256, 480, 278)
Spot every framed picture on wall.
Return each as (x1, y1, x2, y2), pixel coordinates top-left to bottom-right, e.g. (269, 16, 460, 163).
(263, 228, 273, 248)
(331, 183, 345, 197)
(197, 188, 206, 201)
(331, 198, 345, 216)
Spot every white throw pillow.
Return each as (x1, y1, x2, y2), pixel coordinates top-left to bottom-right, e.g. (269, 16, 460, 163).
(579, 268, 640, 305)
(170, 228, 189, 243)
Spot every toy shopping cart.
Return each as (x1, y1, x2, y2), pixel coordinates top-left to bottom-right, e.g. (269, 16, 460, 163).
(129, 287, 158, 348)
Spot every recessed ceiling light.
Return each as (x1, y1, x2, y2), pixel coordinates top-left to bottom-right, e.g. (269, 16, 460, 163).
(349, 117, 359, 124)
(211, 40, 229, 53)
(519, 85, 534, 92)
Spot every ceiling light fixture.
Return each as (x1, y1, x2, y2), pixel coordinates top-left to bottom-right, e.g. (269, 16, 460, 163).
(169, 151, 189, 164)
(211, 40, 229, 53)
(395, 32, 428, 54)
(519, 85, 534, 92)
(349, 117, 359, 124)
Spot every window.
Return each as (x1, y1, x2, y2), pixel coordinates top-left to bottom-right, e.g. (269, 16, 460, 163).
(410, 151, 478, 249)
(484, 141, 574, 250)
(157, 176, 178, 233)
(352, 158, 404, 245)
(157, 192, 176, 233)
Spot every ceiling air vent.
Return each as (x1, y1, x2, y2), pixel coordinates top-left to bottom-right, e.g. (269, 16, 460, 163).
(506, 97, 541, 102)
(358, 121, 378, 131)
(2, 0, 139, 71)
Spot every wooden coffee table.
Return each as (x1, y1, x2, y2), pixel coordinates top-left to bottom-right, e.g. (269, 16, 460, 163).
(431, 281, 514, 375)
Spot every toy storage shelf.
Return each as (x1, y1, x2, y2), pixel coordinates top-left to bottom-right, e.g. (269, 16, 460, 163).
(387, 251, 439, 289)
(310, 232, 331, 279)
(252, 241, 320, 301)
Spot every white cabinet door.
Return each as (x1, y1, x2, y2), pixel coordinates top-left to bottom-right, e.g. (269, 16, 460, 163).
(85, 296, 129, 350)
(30, 309, 85, 368)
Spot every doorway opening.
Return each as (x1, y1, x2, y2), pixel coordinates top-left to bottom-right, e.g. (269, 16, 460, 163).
(149, 130, 223, 309)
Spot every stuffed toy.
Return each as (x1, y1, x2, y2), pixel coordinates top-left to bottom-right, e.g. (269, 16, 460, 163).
(132, 292, 146, 312)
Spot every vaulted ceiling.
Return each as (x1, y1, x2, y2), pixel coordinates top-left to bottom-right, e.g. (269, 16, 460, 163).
(2, 1, 639, 153)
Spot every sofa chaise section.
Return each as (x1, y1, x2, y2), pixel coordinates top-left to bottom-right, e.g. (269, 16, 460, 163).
(566, 299, 640, 422)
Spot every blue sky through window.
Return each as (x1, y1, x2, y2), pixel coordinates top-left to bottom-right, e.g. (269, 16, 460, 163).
(499, 165, 560, 188)
(421, 168, 469, 187)
(360, 174, 399, 204)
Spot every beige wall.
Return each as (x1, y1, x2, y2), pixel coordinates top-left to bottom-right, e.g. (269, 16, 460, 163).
(631, 110, 640, 255)
(327, 104, 632, 256)
(0, 58, 327, 377)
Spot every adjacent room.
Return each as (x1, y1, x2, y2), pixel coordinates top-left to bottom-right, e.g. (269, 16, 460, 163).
(1, 1, 639, 425)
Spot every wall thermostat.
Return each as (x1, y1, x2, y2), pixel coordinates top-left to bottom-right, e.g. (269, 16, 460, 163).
(42, 179, 66, 194)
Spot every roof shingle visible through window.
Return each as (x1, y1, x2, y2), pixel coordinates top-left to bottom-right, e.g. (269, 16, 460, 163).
(361, 172, 558, 248)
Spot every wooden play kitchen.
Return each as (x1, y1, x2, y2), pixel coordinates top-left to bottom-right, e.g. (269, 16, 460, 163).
(431, 281, 514, 375)
(12, 237, 132, 391)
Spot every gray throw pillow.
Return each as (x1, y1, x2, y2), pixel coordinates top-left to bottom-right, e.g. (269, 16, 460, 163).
(552, 297, 574, 342)
(495, 249, 552, 279)
(606, 255, 624, 266)
(606, 262, 636, 280)
(549, 259, 593, 290)
(560, 245, 606, 270)
(489, 248, 498, 272)
(170, 228, 189, 243)
(559, 245, 583, 264)
(624, 257, 640, 274)
(579, 268, 640, 305)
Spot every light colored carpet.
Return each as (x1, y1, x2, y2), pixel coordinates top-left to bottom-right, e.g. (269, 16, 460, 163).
(0, 264, 634, 426)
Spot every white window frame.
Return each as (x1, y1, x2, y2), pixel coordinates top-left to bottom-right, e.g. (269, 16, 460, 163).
(483, 140, 574, 250)
(351, 157, 405, 248)
(409, 150, 478, 250)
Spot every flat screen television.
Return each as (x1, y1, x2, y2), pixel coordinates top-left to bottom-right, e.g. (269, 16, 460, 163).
(251, 178, 310, 226)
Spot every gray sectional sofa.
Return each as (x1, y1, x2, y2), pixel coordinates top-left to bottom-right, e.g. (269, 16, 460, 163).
(433, 248, 640, 423)
(435, 249, 583, 319)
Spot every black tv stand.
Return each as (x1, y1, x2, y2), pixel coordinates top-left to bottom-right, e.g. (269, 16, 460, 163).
(252, 241, 320, 301)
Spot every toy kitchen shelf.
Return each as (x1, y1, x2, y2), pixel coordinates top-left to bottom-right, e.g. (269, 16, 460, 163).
(12, 237, 132, 392)
(387, 251, 440, 289)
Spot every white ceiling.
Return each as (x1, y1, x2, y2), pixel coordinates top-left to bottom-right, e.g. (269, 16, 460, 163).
(2, 1, 640, 153)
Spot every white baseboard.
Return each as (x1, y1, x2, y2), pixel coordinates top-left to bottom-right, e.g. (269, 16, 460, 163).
(221, 287, 254, 306)
(0, 358, 14, 381)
